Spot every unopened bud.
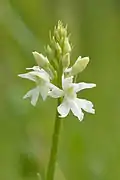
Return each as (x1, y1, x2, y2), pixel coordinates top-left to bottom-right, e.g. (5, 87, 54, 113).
(63, 37, 71, 54)
(60, 27, 67, 38)
(54, 27, 60, 41)
(46, 45, 54, 60)
(51, 36, 62, 54)
(57, 21, 67, 38)
(62, 53, 70, 70)
(32, 51, 49, 68)
(71, 56, 89, 75)
(55, 42, 62, 54)
(46, 45, 52, 55)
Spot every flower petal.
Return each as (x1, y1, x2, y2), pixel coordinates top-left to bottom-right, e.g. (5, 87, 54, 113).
(39, 85, 49, 101)
(76, 98, 95, 114)
(18, 72, 36, 82)
(23, 86, 40, 106)
(19, 68, 50, 83)
(30, 70, 50, 82)
(62, 75, 73, 90)
(70, 100, 84, 121)
(73, 82, 96, 93)
(57, 99, 70, 118)
(48, 85, 64, 98)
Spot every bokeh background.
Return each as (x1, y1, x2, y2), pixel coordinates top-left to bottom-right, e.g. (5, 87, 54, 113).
(1, 0, 120, 179)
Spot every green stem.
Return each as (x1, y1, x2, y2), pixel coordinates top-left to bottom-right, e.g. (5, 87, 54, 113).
(46, 98, 62, 180)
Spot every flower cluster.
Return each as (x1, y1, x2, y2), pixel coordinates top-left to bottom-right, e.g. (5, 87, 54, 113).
(18, 21, 96, 121)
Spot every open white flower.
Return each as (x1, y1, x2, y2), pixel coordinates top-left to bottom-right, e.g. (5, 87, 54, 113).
(18, 66, 53, 106)
(49, 75, 96, 121)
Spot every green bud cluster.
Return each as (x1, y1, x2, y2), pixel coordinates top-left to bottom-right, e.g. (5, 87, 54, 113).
(45, 21, 71, 74)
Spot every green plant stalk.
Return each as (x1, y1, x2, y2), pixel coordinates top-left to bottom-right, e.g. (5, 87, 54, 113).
(46, 40, 63, 180)
(46, 98, 62, 180)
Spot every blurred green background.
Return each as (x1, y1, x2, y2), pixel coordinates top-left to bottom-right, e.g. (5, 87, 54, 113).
(1, 0, 120, 179)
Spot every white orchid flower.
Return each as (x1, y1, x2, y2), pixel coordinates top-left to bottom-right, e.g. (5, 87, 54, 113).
(49, 75, 96, 121)
(18, 66, 53, 106)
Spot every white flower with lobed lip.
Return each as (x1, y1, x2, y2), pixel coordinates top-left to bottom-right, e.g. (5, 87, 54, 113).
(49, 75, 96, 121)
(18, 66, 53, 106)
